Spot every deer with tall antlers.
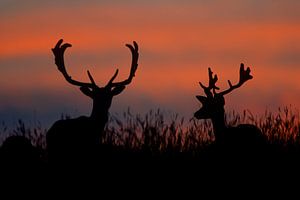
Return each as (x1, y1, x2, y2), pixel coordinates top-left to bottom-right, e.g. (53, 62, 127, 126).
(194, 63, 265, 154)
(46, 39, 139, 163)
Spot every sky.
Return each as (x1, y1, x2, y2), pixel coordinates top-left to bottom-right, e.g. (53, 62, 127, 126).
(0, 0, 300, 128)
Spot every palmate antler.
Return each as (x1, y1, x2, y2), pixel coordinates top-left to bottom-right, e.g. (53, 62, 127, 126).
(52, 39, 139, 90)
(199, 63, 253, 98)
(217, 63, 253, 96)
(52, 39, 96, 88)
(106, 41, 139, 88)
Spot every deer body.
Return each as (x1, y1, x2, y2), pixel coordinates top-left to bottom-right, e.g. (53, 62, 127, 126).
(194, 64, 265, 153)
(199, 105, 264, 151)
(46, 39, 139, 163)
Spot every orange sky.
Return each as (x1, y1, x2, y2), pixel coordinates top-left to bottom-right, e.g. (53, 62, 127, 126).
(0, 1, 300, 127)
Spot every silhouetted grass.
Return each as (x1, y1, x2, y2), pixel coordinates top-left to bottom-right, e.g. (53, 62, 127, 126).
(103, 106, 300, 154)
(0, 120, 46, 150)
(256, 106, 300, 150)
(1, 106, 299, 154)
(103, 109, 212, 156)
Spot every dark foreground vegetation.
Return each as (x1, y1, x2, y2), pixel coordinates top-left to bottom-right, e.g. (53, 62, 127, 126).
(1, 108, 299, 158)
(0, 107, 300, 187)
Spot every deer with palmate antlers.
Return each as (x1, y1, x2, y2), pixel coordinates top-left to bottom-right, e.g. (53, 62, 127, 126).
(194, 63, 265, 154)
(46, 39, 139, 163)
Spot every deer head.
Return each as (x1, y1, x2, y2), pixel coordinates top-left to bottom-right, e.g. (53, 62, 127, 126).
(194, 63, 253, 120)
(52, 39, 139, 119)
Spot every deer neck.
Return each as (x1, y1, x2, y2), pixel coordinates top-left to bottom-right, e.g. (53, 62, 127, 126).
(211, 111, 226, 140)
(90, 100, 110, 123)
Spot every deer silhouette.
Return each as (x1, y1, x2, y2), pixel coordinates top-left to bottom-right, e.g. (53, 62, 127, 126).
(194, 63, 265, 154)
(46, 39, 139, 163)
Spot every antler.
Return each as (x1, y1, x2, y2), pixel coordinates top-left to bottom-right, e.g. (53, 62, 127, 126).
(52, 39, 97, 88)
(106, 41, 139, 88)
(218, 63, 253, 96)
(199, 68, 220, 97)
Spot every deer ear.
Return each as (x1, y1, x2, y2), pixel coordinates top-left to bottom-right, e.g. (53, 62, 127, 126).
(80, 86, 93, 98)
(196, 95, 207, 104)
(111, 85, 125, 96)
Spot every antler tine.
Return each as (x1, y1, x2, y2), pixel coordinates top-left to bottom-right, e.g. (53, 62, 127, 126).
(199, 68, 219, 97)
(87, 70, 97, 86)
(106, 69, 119, 87)
(218, 63, 253, 96)
(52, 39, 96, 88)
(109, 41, 139, 87)
(208, 68, 220, 91)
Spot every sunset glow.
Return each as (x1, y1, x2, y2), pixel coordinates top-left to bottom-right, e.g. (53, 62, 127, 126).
(1, 1, 300, 127)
